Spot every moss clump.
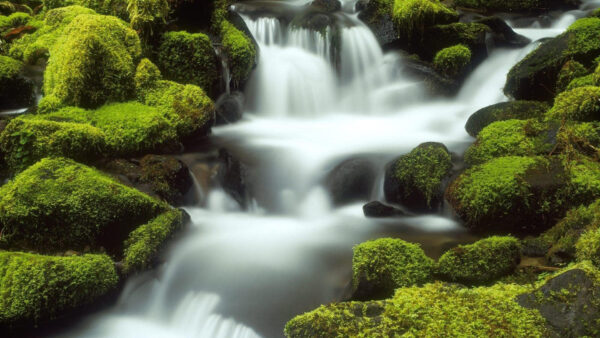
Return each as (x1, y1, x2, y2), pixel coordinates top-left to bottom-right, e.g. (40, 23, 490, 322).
(122, 209, 183, 274)
(546, 86, 600, 122)
(42, 0, 128, 19)
(464, 119, 553, 166)
(0, 55, 34, 108)
(285, 282, 547, 337)
(43, 13, 141, 108)
(433, 44, 471, 77)
(556, 121, 600, 158)
(437, 236, 521, 285)
(384, 142, 452, 211)
(157, 31, 218, 93)
(0, 12, 31, 32)
(446, 156, 572, 233)
(465, 100, 550, 137)
(392, 0, 458, 39)
(0, 157, 166, 254)
(127, 0, 169, 45)
(352, 238, 433, 300)
(576, 228, 600, 266)
(556, 60, 588, 93)
(422, 22, 488, 60)
(566, 73, 596, 90)
(135, 59, 214, 138)
(0, 251, 118, 329)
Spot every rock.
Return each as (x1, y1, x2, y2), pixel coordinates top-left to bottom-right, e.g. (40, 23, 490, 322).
(0, 55, 35, 109)
(421, 22, 489, 62)
(401, 55, 458, 95)
(324, 158, 377, 206)
(311, 0, 341, 12)
(217, 149, 248, 209)
(384, 142, 452, 212)
(357, 0, 398, 46)
(352, 238, 434, 300)
(505, 17, 600, 101)
(139, 155, 193, 205)
(476, 16, 531, 48)
(432, 44, 472, 78)
(465, 100, 550, 137)
(546, 86, 600, 122)
(517, 263, 600, 337)
(555, 60, 588, 93)
(362, 201, 406, 217)
(215, 91, 244, 125)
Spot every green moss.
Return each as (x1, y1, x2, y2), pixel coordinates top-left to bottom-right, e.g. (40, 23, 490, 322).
(433, 44, 471, 77)
(43, 13, 141, 108)
(122, 209, 183, 274)
(0, 55, 33, 108)
(576, 227, 600, 266)
(285, 282, 546, 337)
(464, 119, 553, 166)
(392, 0, 458, 39)
(437, 236, 521, 285)
(556, 121, 600, 157)
(352, 238, 433, 300)
(134, 57, 161, 89)
(566, 73, 596, 90)
(453, 0, 545, 12)
(157, 31, 218, 93)
(546, 86, 600, 122)
(0, 12, 31, 32)
(0, 251, 118, 328)
(127, 0, 169, 44)
(385, 142, 452, 210)
(42, 0, 128, 19)
(465, 100, 550, 137)
(0, 157, 166, 253)
(0, 54, 21, 81)
(569, 157, 600, 203)
(556, 60, 588, 93)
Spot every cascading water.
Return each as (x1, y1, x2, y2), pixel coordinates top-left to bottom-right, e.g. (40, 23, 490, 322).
(57, 1, 600, 337)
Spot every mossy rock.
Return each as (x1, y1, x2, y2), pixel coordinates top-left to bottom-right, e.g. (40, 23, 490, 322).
(157, 31, 219, 94)
(436, 236, 521, 285)
(357, 0, 397, 46)
(0, 11, 32, 32)
(42, 0, 128, 19)
(555, 121, 600, 157)
(433, 44, 471, 78)
(0, 251, 118, 330)
(285, 282, 547, 337)
(0, 157, 167, 254)
(392, 0, 458, 41)
(421, 22, 489, 61)
(446, 156, 572, 233)
(122, 208, 184, 275)
(566, 73, 597, 90)
(135, 58, 214, 138)
(453, 0, 578, 12)
(384, 142, 452, 211)
(0, 55, 34, 109)
(464, 119, 555, 166)
(43, 13, 141, 108)
(576, 227, 600, 266)
(556, 60, 588, 93)
(546, 86, 600, 122)
(465, 100, 550, 137)
(352, 238, 434, 300)
(505, 17, 600, 101)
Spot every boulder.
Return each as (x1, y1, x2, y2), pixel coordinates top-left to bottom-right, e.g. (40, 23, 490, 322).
(432, 44, 472, 78)
(476, 16, 531, 48)
(421, 22, 489, 61)
(546, 86, 600, 122)
(217, 149, 248, 209)
(465, 100, 550, 137)
(362, 201, 406, 217)
(215, 91, 244, 125)
(324, 158, 377, 206)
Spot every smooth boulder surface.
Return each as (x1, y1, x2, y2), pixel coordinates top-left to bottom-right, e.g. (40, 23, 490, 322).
(324, 158, 377, 206)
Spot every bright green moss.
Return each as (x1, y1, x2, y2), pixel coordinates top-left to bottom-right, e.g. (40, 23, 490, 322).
(576, 228, 600, 266)
(134, 57, 161, 89)
(385, 142, 451, 210)
(122, 209, 183, 274)
(569, 157, 600, 203)
(546, 86, 600, 122)
(0, 12, 31, 32)
(42, 0, 128, 18)
(392, 0, 458, 39)
(464, 119, 552, 166)
(0, 157, 167, 253)
(556, 60, 588, 93)
(158, 31, 218, 93)
(566, 73, 596, 90)
(9, 6, 96, 64)
(0, 251, 118, 328)
(556, 121, 600, 156)
(433, 44, 471, 77)
(127, 0, 169, 44)
(437, 236, 521, 285)
(43, 13, 141, 108)
(465, 100, 550, 137)
(285, 282, 546, 337)
(352, 238, 434, 300)
(0, 54, 22, 82)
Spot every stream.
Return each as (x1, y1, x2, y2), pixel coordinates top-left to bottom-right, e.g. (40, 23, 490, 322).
(55, 0, 600, 337)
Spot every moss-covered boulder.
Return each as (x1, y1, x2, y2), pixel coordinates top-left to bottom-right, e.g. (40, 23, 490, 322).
(0, 12, 32, 32)
(157, 31, 219, 94)
(352, 238, 433, 300)
(392, 0, 458, 40)
(546, 86, 600, 122)
(505, 18, 600, 101)
(43, 13, 141, 108)
(446, 156, 572, 233)
(576, 228, 600, 266)
(0, 251, 118, 330)
(0, 157, 167, 254)
(453, 0, 578, 13)
(433, 44, 471, 78)
(0, 55, 34, 109)
(421, 22, 489, 61)
(464, 119, 554, 166)
(556, 60, 588, 93)
(384, 142, 452, 211)
(41, 0, 128, 19)
(135, 58, 214, 138)
(285, 282, 547, 337)
(436, 236, 521, 285)
(465, 100, 550, 137)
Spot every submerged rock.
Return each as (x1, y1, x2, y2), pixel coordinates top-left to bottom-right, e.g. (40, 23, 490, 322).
(324, 158, 377, 206)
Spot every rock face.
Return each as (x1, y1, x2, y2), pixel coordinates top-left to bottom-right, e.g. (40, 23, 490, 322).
(384, 142, 452, 212)
(465, 101, 550, 137)
(357, 0, 398, 46)
(517, 265, 600, 337)
(324, 158, 377, 206)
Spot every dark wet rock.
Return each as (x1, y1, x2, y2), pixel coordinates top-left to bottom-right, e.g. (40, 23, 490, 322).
(363, 201, 406, 217)
(517, 266, 600, 337)
(421, 23, 489, 62)
(402, 55, 459, 95)
(217, 149, 248, 209)
(324, 158, 377, 206)
(311, 0, 341, 12)
(465, 100, 550, 137)
(476, 16, 531, 48)
(357, 0, 398, 47)
(216, 91, 244, 125)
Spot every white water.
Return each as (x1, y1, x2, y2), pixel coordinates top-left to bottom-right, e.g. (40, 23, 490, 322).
(58, 2, 599, 338)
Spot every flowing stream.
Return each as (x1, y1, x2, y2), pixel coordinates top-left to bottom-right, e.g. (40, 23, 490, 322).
(57, 1, 600, 337)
